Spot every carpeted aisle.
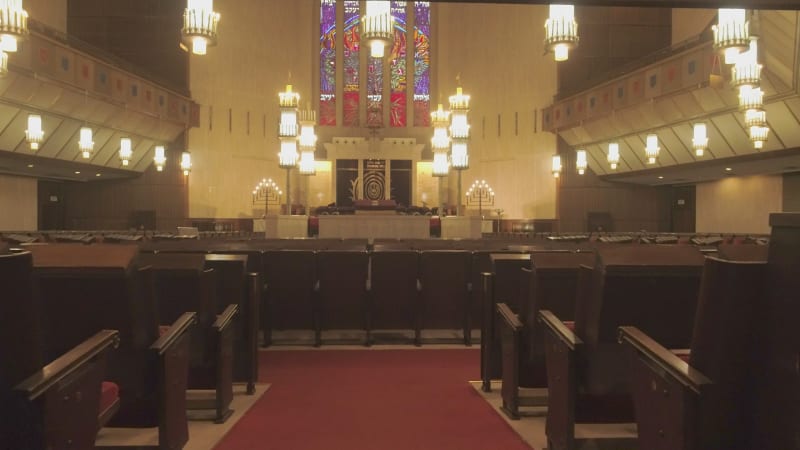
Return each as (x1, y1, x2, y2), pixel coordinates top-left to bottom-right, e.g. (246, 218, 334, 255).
(213, 349, 533, 450)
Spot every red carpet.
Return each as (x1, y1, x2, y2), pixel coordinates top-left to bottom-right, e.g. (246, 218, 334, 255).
(213, 349, 533, 450)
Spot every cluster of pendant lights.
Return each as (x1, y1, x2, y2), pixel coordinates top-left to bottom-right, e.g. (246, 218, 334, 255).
(181, 0, 220, 56)
(23, 115, 191, 175)
(714, 9, 769, 149)
(277, 82, 317, 175)
(552, 8, 768, 178)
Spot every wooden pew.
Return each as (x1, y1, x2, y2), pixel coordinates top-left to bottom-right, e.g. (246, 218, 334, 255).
(0, 250, 119, 450)
(262, 249, 317, 346)
(480, 253, 531, 392)
(619, 257, 766, 450)
(716, 243, 769, 262)
(315, 250, 370, 345)
(418, 250, 472, 345)
(495, 251, 595, 419)
(28, 244, 196, 450)
(369, 250, 421, 345)
(138, 252, 238, 424)
(204, 254, 260, 395)
(539, 246, 704, 450)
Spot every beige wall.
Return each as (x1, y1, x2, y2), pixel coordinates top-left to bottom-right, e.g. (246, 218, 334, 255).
(0, 175, 37, 230)
(188, 1, 557, 220)
(671, 8, 716, 45)
(28, 0, 67, 33)
(696, 175, 783, 234)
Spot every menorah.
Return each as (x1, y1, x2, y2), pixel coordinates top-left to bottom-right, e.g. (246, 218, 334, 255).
(465, 179, 495, 218)
(252, 178, 283, 216)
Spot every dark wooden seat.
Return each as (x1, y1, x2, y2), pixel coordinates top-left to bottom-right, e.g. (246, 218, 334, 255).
(28, 244, 195, 450)
(539, 245, 705, 450)
(716, 243, 769, 262)
(204, 254, 260, 395)
(0, 250, 119, 450)
(262, 249, 317, 345)
(495, 251, 595, 419)
(480, 253, 530, 392)
(368, 250, 420, 345)
(619, 257, 766, 450)
(418, 250, 472, 345)
(315, 250, 370, 345)
(138, 252, 238, 424)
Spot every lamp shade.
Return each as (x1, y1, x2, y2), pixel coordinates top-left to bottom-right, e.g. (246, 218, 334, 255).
(362, 0, 393, 58)
(607, 142, 620, 170)
(545, 4, 578, 62)
(692, 123, 708, 157)
(182, 0, 219, 55)
(645, 134, 659, 164)
(25, 113, 43, 150)
(79, 126, 93, 159)
(575, 149, 587, 175)
(119, 137, 132, 166)
(154, 145, 166, 171)
(180, 151, 192, 175)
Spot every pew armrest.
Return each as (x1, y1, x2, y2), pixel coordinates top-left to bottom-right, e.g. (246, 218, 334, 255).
(151, 312, 197, 355)
(497, 302, 523, 331)
(539, 309, 582, 351)
(15, 330, 120, 400)
(618, 326, 711, 394)
(213, 304, 239, 331)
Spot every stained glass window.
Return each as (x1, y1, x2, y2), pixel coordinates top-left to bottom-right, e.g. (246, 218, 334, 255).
(367, 56, 383, 127)
(343, 1, 360, 127)
(413, 1, 430, 127)
(389, 1, 407, 127)
(319, 0, 336, 126)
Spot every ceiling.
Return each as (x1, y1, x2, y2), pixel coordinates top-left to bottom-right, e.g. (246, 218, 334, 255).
(0, 29, 192, 183)
(554, 10, 800, 186)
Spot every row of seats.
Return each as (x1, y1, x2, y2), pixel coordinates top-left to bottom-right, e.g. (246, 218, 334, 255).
(480, 215, 796, 450)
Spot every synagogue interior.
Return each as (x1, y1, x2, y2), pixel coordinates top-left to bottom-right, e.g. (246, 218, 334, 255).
(0, 1, 798, 450)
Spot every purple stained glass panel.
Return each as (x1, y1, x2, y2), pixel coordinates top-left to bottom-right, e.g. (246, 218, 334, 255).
(390, 1, 407, 127)
(343, 1, 360, 127)
(367, 56, 383, 128)
(413, 1, 430, 127)
(320, 0, 336, 126)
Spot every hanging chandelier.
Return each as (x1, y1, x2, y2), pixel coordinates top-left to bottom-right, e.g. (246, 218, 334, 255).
(551, 154, 562, 178)
(731, 37, 761, 91)
(692, 123, 708, 157)
(432, 152, 450, 177)
(607, 142, 620, 170)
(78, 126, 93, 159)
(119, 137, 132, 166)
(575, 149, 587, 175)
(362, 0, 394, 58)
(738, 86, 764, 113)
(645, 134, 659, 164)
(298, 108, 317, 176)
(544, 4, 579, 62)
(182, 0, 220, 56)
(25, 114, 43, 150)
(713, 8, 749, 64)
(0, 0, 28, 54)
(180, 151, 192, 175)
(154, 145, 166, 172)
(745, 109, 769, 149)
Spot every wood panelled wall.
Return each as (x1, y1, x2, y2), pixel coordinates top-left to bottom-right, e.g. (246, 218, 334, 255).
(555, 6, 674, 232)
(66, 0, 188, 93)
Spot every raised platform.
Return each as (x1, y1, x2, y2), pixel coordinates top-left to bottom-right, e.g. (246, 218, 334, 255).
(254, 215, 309, 238)
(318, 215, 430, 239)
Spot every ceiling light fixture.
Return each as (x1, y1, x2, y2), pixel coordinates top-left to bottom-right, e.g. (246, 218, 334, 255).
(182, 0, 219, 55)
(692, 123, 708, 157)
(0, 0, 28, 53)
(154, 145, 166, 172)
(607, 142, 620, 170)
(545, 4, 579, 62)
(25, 113, 43, 150)
(78, 126, 94, 159)
(552, 154, 562, 178)
(645, 134, 660, 164)
(180, 151, 192, 175)
(119, 137, 132, 166)
(713, 8, 749, 64)
(362, 0, 394, 58)
(575, 149, 587, 175)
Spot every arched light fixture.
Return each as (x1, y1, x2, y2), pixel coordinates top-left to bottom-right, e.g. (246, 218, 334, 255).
(362, 0, 394, 58)
(692, 123, 708, 157)
(298, 108, 317, 176)
(545, 4, 578, 62)
(25, 114, 43, 150)
(607, 142, 620, 170)
(552, 154, 562, 178)
(182, 0, 219, 56)
(180, 151, 192, 175)
(645, 134, 659, 164)
(119, 137, 132, 166)
(713, 9, 749, 64)
(154, 145, 166, 172)
(0, 0, 28, 53)
(78, 126, 93, 159)
(575, 149, 587, 175)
